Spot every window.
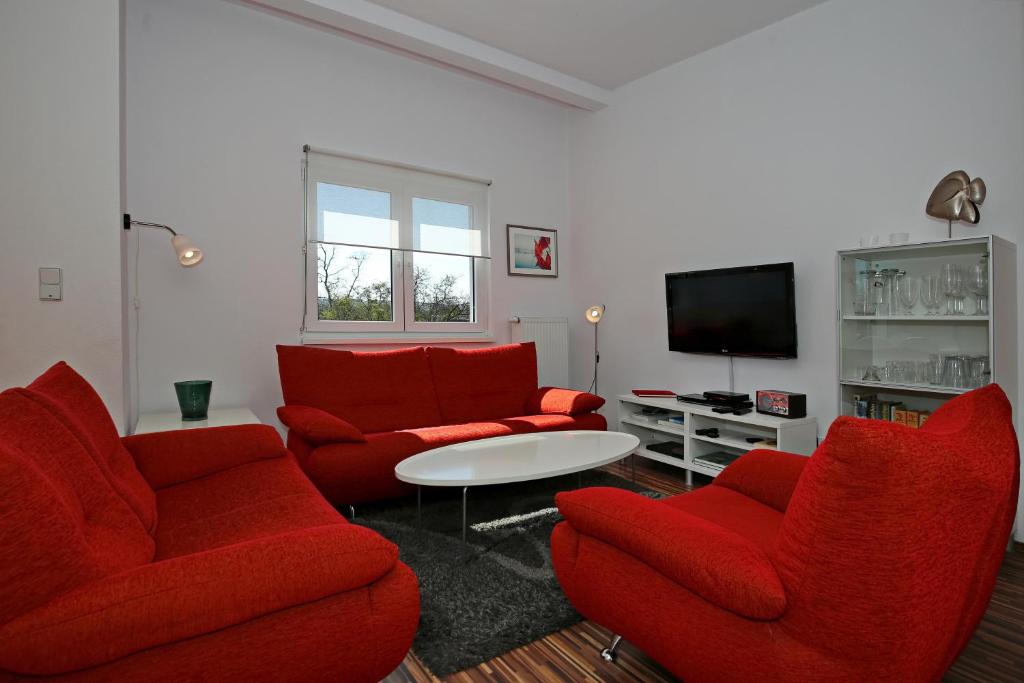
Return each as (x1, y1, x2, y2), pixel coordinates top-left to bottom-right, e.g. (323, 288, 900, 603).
(303, 152, 490, 340)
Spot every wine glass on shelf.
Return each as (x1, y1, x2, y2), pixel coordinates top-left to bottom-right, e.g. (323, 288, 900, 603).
(921, 274, 942, 315)
(965, 256, 989, 316)
(941, 263, 964, 315)
(895, 273, 920, 315)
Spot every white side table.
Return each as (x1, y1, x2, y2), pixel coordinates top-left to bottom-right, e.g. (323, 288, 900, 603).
(133, 408, 260, 435)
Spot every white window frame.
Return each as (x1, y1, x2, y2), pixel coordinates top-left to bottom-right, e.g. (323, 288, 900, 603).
(303, 151, 491, 341)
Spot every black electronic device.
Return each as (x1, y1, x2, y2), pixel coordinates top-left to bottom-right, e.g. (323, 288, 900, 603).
(695, 428, 720, 437)
(732, 408, 752, 416)
(665, 262, 797, 358)
(703, 390, 750, 404)
(712, 406, 733, 414)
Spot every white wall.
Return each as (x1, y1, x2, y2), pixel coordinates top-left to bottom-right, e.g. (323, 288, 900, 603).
(0, 1, 124, 426)
(568, 0, 1024, 539)
(124, 0, 573, 426)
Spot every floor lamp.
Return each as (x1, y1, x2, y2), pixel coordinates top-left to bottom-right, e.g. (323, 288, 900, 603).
(585, 305, 605, 394)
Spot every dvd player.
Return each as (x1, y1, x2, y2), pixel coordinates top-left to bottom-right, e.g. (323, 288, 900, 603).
(676, 391, 752, 409)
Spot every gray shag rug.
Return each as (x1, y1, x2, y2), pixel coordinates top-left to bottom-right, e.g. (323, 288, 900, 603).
(354, 470, 655, 677)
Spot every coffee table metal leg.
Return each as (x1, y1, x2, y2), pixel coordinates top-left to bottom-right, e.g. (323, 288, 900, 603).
(577, 471, 582, 488)
(417, 485, 422, 528)
(462, 487, 468, 542)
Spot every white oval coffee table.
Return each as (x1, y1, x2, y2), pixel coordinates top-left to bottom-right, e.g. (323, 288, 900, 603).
(395, 430, 640, 541)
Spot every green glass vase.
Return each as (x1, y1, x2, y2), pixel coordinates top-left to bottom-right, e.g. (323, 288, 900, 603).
(174, 380, 212, 421)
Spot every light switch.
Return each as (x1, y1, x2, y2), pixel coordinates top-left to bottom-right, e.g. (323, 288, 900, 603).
(39, 267, 62, 301)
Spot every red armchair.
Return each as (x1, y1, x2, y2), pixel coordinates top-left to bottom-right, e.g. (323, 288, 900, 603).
(277, 342, 606, 506)
(0, 362, 419, 683)
(552, 385, 1019, 683)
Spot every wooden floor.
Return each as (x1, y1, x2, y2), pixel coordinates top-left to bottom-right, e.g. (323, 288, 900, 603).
(385, 459, 1024, 682)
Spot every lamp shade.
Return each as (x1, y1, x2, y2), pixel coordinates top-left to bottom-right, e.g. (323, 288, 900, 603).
(171, 234, 204, 267)
(585, 304, 605, 324)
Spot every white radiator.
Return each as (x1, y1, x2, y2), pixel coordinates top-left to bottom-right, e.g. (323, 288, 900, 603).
(512, 316, 569, 388)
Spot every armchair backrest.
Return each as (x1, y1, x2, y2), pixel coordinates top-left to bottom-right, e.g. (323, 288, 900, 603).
(773, 385, 1018, 679)
(0, 373, 156, 624)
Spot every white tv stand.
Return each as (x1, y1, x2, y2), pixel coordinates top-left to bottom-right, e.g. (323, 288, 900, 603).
(617, 394, 818, 484)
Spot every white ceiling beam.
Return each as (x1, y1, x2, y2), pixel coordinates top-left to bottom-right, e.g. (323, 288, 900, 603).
(242, 0, 611, 110)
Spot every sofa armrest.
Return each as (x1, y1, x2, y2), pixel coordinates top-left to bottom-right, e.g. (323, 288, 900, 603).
(527, 387, 605, 415)
(277, 405, 365, 445)
(122, 424, 287, 489)
(712, 448, 809, 512)
(556, 488, 786, 620)
(0, 524, 399, 676)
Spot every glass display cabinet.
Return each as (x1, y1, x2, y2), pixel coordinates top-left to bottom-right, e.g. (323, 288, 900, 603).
(836, 235, 1016, 420)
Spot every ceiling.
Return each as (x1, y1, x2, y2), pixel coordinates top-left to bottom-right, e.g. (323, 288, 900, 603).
(364, 0, 829, 90)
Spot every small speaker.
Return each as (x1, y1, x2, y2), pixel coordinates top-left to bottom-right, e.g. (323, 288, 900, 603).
(755, 390, 806, 419)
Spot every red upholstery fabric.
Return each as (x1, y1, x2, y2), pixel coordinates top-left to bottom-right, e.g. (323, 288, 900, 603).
(153, 455, 342, 559)
(711, 448, 809, 513)
(0, 525, 398, 675)
(662, 485, 784, 553)
(0, 389, 154, 624)
(527, 387, 605, 415)
(123, 424, 287, 490)
(277, 345, 441, 433)
(278, 342, 607, 505)
(26, 363, 157, 533)
(276, 405, 365, 445)
(0, 363, 420, 683)
(426, 343, 538, 422)
(556, 488, 786, 619)
(552, 384, 1019, 682)
(0, 564, 419, 683)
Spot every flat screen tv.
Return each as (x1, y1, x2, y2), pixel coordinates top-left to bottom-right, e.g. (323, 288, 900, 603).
(665, 262, 797, 359)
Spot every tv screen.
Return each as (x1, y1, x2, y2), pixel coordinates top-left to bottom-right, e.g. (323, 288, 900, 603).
(665, 262, 797, 358)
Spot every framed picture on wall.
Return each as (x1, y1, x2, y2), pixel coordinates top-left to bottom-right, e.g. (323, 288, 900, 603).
(506, 225, 558, 277)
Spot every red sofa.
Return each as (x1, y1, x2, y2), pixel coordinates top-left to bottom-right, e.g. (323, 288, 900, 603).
(276, 342, 606, 506)
(0, 362, 419, 683)
(551, 384, 1019, 683)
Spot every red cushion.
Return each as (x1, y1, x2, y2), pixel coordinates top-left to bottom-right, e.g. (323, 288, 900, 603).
(527, 387, 605, 415)
(556, 487, 786, 619)
(154, 455, 343, 559)
(0, 524, 400, 676)
(712, 448, 809, 513)
(26, 362, 157, 533)
(278, 345, 442, 433)
(8, 564, 419, 683)
(0, 389, 155, 623)
(277, 405, 365, 445)
(123, 424, 288, 490)
(662, 485, 784, 553)
(426, 343, 538, 422)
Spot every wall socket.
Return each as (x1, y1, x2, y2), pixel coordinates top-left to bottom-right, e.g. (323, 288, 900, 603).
(39, 267, 62, 301)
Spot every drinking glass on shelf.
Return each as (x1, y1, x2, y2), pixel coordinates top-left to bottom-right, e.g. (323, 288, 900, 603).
(853, 270, 875, 315)
(942, 354, 968, 388)
(921, 275, 942, 315)
(965, 256, 989, 316)
(871, 270, 889, 316)
(969, 356, 991, 388)
(927, 354, 943, 385)
(894, 272, 920, 315)
(941, 264, 964, 315)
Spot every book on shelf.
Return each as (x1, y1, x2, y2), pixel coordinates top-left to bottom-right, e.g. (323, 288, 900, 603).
(851, 394, 930, 428)
(632, 389, 676, 397)
(657, 416, 685, 428)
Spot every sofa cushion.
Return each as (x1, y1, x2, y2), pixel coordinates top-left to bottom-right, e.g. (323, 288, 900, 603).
(0, 390, 155, 622)
(662, 485, 784, 553)
(526, 387, 605, 415)
(26, 362, 157, 533)
(426, 343, 539, 423)
(154, 455, 343, 559)
(278, 345, 442, 433)
(277, 405, 365, 445)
